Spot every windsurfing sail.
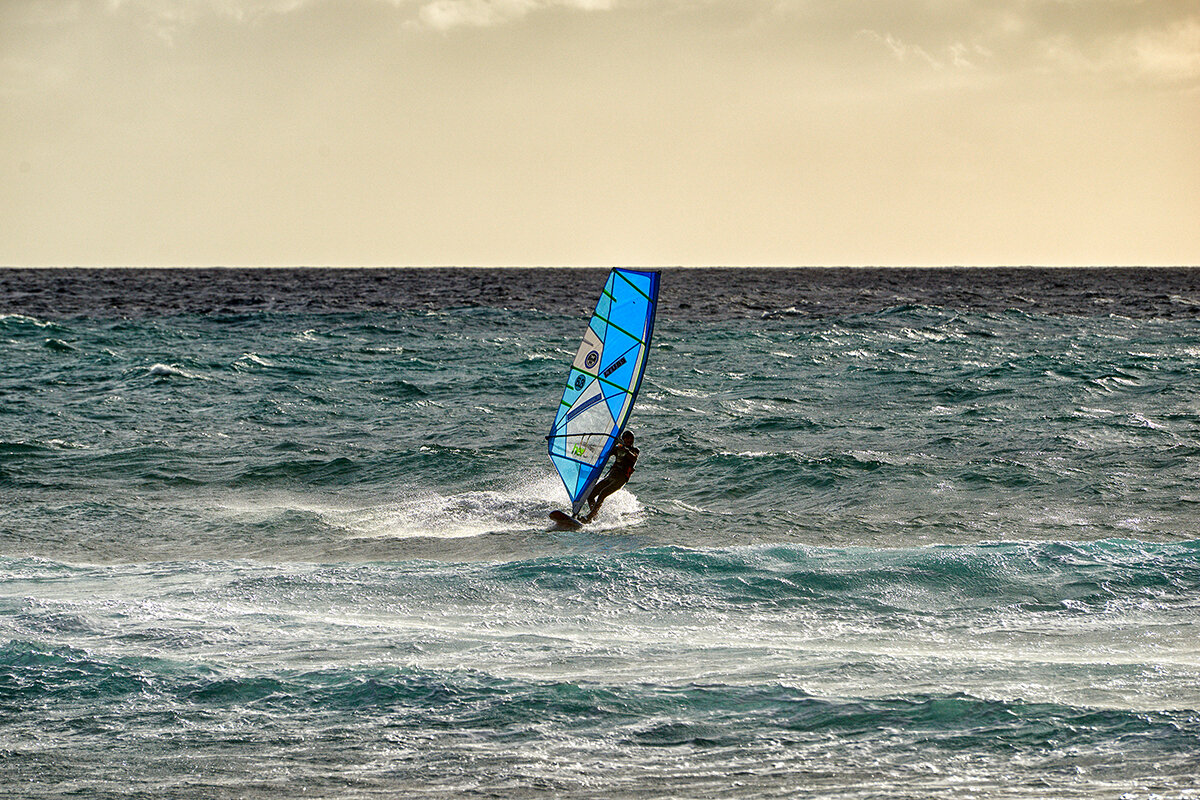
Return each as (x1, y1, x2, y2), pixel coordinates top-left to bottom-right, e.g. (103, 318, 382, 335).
(548, 268, 660, 517)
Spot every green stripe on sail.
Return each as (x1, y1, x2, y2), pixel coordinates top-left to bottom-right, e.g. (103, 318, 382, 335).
(565, 364, 639, 395)
(615, 270, 653, 302)
(592, 314, 644, 347)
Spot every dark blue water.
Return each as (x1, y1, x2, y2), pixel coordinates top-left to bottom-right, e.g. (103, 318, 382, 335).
(2, 268, 1198, 798)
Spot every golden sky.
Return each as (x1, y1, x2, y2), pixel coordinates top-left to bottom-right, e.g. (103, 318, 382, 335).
(2, 0, 1197, 266)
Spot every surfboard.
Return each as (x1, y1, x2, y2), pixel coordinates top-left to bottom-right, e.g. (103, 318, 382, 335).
(548, 510, 584, 529)
(546, 268, 660, 521)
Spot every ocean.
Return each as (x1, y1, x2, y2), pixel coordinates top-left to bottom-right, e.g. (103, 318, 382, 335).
(1, 267, 1198, 799)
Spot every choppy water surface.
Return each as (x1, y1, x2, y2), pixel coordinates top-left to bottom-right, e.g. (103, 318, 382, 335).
(2, 268, 1198, 798)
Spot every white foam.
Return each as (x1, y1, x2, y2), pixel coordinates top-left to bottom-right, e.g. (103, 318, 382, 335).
(1129, 413, 1168, 431)
(341, 480, 562, 540)
(0, 313, 53, 327)
(208, 473, 645, 541)
(238, 353, 274, 367)
(147, 363, 205, 380)
(578, 487, 644, 531)
(661, 386, 710, 399)
(670, 499, 731, 516)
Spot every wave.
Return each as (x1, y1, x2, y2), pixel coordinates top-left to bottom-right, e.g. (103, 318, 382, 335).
(4, 537, 1196, 607)
(11, 536, 1191, 636)
(231, 456, 364, 487)
(2, 638, 1196, 756)
(43, 337, 77, 352)
(146, 363, 206, 380)
(479, 539, 1200, 620)
(686, 449, 927, 497)
(3, 537, 1197, 797)
(0, 312, 62, 330)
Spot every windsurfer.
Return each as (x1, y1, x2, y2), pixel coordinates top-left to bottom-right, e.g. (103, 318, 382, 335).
(583, 431, 638, 522)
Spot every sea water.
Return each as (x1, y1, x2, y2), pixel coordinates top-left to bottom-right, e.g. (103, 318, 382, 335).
(1, 267, 1198, 799)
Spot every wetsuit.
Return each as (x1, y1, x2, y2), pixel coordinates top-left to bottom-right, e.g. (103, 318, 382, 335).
(584, 441, 638, 521)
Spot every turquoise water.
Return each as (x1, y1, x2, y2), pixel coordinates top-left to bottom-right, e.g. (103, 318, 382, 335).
(2, 269, 1199, 798)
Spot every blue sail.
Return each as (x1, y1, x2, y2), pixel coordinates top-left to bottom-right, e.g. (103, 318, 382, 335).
(548, 269, 660, 516)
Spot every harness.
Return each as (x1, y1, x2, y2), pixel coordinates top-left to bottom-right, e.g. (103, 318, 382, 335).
(611, 445, 638, 480)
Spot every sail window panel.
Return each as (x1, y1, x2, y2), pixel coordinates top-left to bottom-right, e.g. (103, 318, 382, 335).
(571, 326, 605, 374)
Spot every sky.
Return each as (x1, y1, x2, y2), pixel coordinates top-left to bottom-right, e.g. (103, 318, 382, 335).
(1, 0, 1197, 267)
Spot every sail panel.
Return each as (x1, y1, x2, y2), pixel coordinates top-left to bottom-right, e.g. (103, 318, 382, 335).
(548, 268, 660, 514)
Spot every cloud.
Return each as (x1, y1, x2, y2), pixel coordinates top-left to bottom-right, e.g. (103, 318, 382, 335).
(14, 0, 1199, 81)
(105, 0, 311, 19)
(99, 0, 616, 35)
(845, 1, 1199, 87)
(101, 0, 313, 43)
(1132, 17, 1200, 82)
(414, 0, 613, 31)
(1037, 15, 1200, 84)
(857, 30, 949, 70)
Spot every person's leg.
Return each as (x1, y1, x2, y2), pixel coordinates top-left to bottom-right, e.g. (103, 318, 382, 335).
(586, 476, 613, 510)
(585, 478, 625, 521)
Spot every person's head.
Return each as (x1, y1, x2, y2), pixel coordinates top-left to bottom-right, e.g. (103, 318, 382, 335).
(622, 431, 634, 445)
